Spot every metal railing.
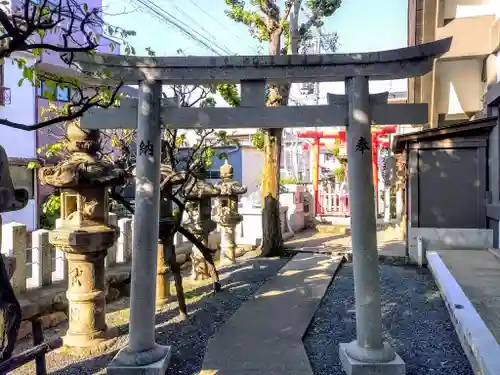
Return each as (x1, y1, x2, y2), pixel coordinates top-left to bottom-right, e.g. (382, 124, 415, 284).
(0, 318, 62, 375)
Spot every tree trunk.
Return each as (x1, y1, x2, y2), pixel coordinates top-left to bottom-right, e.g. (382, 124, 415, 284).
(164, 240, 188, 320)
(261, 127, 285, 257)
(260, 30, 288, 257)
(0, 254, 21, 361)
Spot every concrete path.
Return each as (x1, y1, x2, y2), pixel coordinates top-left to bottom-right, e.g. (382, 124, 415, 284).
(200, 253, 342, 375)
(437, 249, 500, 342)
(285, 225, 405, 260)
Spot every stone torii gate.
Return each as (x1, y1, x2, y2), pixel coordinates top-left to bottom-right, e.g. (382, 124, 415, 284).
(77, 37, 451, 375)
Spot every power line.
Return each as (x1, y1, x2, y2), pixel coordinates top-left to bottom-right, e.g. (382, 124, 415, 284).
(180, 0, 259, 53)
(128, 0, 305, 105)
(127, 0, 231, 55)
(162, 0, 239, 53)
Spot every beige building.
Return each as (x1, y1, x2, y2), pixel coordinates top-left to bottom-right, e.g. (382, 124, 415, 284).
(408, 0, 500, 127)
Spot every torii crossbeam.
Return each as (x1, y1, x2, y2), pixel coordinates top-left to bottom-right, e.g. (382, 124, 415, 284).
(77, 37, 452, 375)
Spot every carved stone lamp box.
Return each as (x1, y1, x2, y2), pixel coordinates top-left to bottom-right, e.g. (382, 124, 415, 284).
(219, 196, 238, 214)
(199, 199, 217, 234)
(53, 188, 116, 251)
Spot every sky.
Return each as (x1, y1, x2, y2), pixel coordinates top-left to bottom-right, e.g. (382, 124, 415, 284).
(101, 0, 409, 100)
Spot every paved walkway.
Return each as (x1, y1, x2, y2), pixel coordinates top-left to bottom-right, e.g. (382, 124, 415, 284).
(200, 253, 342, 375)
(285, 224, 405, 259)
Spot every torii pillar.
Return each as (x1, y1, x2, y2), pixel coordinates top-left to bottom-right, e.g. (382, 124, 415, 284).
(76, 37, 451, 375)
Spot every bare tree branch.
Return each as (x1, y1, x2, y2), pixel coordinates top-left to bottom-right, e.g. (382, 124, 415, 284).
(0, 0, 135, 131)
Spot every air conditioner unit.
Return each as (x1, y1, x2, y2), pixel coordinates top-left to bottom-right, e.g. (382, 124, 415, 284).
(0, 87, 11, 106)
(299, 82, 314, 95)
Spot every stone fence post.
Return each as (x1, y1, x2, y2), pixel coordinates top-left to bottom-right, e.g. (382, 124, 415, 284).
(53, 218, 68, 281)
(1, 222, 27, 294)
(105, 213, 118, 267)
(117, 217, 133, 264)
(31, 229, 53, 288)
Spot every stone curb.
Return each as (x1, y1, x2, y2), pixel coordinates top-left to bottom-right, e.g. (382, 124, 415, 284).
(427, 251, 500, 375)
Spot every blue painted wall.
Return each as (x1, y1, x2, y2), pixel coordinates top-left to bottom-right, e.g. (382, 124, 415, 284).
(208, 146, 242, 182)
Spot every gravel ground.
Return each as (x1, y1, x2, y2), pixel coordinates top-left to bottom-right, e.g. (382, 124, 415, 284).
(304, 263, 473, 375)
(12, 254, 289, 375)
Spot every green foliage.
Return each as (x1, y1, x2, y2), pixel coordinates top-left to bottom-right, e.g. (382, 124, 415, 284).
(334, 165, 345, 182)
(40, 194, 61, 229)
(224, 0, 341, 53)
(280, 176, 298, 185)
(257, 173, 297, 186)
(250, 129, 265, 151)
(217, 84, 241, 107)
(220, 0, 342, 110)
(27, 161, 40, 169)
(332, 146, 340, 158)
(224, 0, 270, 42)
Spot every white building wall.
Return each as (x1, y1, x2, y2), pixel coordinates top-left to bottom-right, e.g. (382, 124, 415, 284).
(241, 147, 264, 195)
(0, 53, 37, 158)
(444, 0, 497, 19)
(0, 52, 37, 231)
(437, 59, 484, 116)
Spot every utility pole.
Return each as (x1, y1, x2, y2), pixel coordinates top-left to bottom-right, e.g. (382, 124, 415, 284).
(289, 0, 300, 181)
(290, 0, 300, 55)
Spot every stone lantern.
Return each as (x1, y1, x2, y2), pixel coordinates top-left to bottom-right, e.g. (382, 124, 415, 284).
(39, 123, 125, 349)
(156, 163, 187, 307)
(184, 179, 220, 280)
(0, 145, 29, 360)
(214, 160, 247, 264)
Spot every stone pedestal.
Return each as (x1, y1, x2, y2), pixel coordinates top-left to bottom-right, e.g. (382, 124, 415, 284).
(64, 251, 108, 347)
(50, 222, 118, 348)
(107, 344, 172, 375)
(219, 225, 236, 265)
(339, 343, 405, 375)
(190, 230, 211, 281)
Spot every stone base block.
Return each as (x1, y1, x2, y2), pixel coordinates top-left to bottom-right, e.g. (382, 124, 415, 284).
(339, 343, 405, 375)
(107, 345, 171, 375)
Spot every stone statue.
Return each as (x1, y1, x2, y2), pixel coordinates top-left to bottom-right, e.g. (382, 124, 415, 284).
(0, 145, 29, 361)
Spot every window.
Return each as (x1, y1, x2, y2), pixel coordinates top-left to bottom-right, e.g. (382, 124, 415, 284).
(9, 165, 35, 200)
(37, 80, 73, 102)
(37, 80, 53, 98)
(205, 170, 221, 179)
(56, 85, 69, 101)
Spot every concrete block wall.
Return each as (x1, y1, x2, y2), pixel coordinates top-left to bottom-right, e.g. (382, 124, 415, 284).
(408, 227, 494, 264)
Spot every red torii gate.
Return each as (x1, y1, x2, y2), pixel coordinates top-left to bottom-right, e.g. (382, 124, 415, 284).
(296, 130, 340, 214)
(297, 126, 395, 216)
